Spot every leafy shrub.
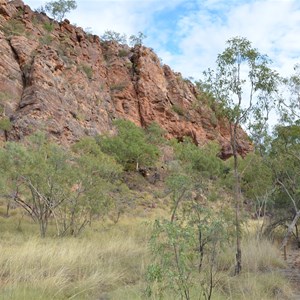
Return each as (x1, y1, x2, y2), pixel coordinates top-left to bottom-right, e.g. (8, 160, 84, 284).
(44, 0, 77, 22)
(80, 64, 93, 79)
(39, 34, 53, 45)
(2, 19, 25, 36)
(171, 104, 185, 116)
(118, 49, 129, 57)
(0, 117, 12, 131)
(43, 22, 54, 32)
(110, 82, 127, 92)
(173, 138, 224, 178)
(99, 119, 159, 170)
(129, 32, 146, 47)
(101, 30, 127, 44)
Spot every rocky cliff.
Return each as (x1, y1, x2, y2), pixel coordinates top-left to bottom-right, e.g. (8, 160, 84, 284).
(0, 0, 251, 157)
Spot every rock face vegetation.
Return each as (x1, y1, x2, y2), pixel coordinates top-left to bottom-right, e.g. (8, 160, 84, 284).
(0, 0, 250, 157)
(0, 1, 300, 299)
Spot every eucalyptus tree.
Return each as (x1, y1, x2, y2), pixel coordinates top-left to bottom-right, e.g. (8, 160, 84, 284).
(0, 133, 71, 237)
(269, 124, 300, 249)
(265, 65, 300, 249)
(279, 64, 300, 123)
(146, 140, 228, 300)
(0, 133, 124, 237)
(44, 0, 77, 22)
(200, 37, 279, 274)
(101, 30, 127, 44)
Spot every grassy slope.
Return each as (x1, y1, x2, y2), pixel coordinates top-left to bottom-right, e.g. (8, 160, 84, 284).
(0, 208, 295, 300)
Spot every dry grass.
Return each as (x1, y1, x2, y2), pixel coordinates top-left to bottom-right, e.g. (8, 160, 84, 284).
(0, 217, 151, 299)
(0, 213, 295, 300)
(214, 230, 293, 300)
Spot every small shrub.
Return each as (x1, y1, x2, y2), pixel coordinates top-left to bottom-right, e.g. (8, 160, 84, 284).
(81, 64, 93, 79)
(118, 49, 129, 57)
(2, 19, 25, 36)
(171, 104, 185, 116)
(99, 119, 159, 170)
(101, 30, 127, 44)
(43, 22, 54, 32)
(39, 34, 53, 45)
(0, 117, 12, 131)
(129, 32, 146, 47)
(110, 82, 127, 92)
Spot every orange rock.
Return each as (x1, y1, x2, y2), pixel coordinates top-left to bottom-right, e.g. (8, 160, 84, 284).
(0, 0, 252, 158)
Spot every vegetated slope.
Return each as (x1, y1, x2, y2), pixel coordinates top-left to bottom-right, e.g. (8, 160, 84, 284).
(0, 0, 251, 157)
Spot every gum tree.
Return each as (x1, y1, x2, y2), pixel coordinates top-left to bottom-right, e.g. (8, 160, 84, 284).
(272, 66, 300, 248)
(44, 0, 77, 22)
(201, 37, 279, 274)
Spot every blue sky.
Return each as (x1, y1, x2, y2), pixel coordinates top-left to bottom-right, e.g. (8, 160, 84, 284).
(24, 0, 300, 81)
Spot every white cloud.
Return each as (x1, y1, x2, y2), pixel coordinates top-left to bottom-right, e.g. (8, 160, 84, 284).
(24, 0, 300, 80)
(167, 0, 300, 80)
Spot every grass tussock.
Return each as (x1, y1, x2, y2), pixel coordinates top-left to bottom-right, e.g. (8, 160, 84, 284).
(0, 219, 150, 299)
(214, 234, 293, 300)
(216, 271, 294, 300)
(0, 215, 294, 300)
(217, 235, 286, 273)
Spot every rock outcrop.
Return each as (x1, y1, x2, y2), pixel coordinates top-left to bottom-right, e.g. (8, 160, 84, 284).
(0, 0, 251, 157)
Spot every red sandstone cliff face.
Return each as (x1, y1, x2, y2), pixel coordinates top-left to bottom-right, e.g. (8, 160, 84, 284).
(0, 0, 251, 157)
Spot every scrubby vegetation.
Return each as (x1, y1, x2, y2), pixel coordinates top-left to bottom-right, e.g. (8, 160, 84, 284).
(0, 33, 300, 299)
(0, 117, 298, 299)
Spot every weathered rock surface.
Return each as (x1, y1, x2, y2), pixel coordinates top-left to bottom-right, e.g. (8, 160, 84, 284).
(0, 0, 251, 157)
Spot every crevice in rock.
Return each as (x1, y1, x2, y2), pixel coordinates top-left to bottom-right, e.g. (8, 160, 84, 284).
(7, 37, 26, 90)
(6, 37, 36, 113)
(130, 46, 146, 128)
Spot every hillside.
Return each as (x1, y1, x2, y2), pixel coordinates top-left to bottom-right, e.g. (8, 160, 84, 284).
(0, 0, 251, 158)
(1, 1, 300, 299)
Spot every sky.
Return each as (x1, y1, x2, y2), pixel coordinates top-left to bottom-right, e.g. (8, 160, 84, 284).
(23, 0, 300, 81)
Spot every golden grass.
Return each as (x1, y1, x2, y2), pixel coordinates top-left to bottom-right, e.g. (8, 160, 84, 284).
(0, 214, 295, 300)
(0, 217, 151, 299)
(214, 230, 293, 300)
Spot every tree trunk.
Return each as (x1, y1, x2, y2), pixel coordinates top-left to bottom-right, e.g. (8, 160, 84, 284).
(232, 122, 242, 275)
(39, 218, 47, 238)
(234, 152, 242, 275)
(295, 224, 300, 248)
(281, 211, 300, 250)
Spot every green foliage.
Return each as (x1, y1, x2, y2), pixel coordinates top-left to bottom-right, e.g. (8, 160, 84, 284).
(173, 138, 224, 178)
(0, 117, 12, 132)
(99, 119, 159, 170)
(80, 64, 93, 79)
(269, 125, 300, 213)
(145, 122, 166, 145)
(0, 133, 71, 237)
(43, 22, 54, 32)
(118, 49, 129, 57)
(147, 204, 229, 300)
(202, 37, 279, 127)
(279, 64, 300, 124)
(2, 19, 25, 36)
(238, 153, 274, 217)
(39, 34, 53, 45)
(171, 104, 185, 116)
(0, 134, 124, 237)
(129, 32, 147, 47)
(101, 30, 127, 44)
(44, 0, 77, 22)
(110, 82, 127, 92)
